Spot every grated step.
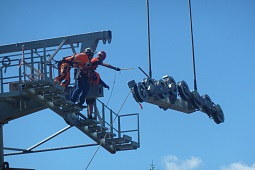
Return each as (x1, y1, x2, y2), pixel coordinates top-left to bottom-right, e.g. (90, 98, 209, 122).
(51, 98, 67, 106)
(44, 93, 65, 99)
(97, 131, 116, 139)
(88, 125, 108, 132)
(62, 107, 83, 113)
(22, 81, 53, 89)
(79, 119, 99, 126)
(114, 141, 140, 151)
(33, 86, 63, 94)
(105, 134, 132, 145)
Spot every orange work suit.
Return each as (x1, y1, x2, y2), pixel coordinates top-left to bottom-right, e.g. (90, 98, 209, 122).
(54, 62, 71, 88)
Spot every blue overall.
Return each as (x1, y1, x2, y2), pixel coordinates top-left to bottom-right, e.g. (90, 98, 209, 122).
(71, 72, 90, 105)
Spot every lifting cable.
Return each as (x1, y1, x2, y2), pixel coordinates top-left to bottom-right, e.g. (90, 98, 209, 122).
(85, 90, 131, 170)
(146, 0, 152, 78)
(188, 0, 198, 91)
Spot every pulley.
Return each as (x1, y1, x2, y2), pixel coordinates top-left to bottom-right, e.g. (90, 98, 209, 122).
(143, 78, 156, 96)
(190, 90, 202, 110)
(177, 80, 191, 102)
(157, 79, 168, 99)
(132, 82, 148, 102)
(201, 94, 213, 113)
(163, 75, 177, 104)
(212, 104, 225, 124)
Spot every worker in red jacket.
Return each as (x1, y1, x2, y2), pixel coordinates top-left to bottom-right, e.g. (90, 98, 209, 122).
(86, 50, 120, 119)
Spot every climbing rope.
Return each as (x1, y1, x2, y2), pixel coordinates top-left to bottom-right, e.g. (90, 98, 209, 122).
(106, 68, 134, 105)
(106, 70, 117, 105)
(84, 90, 131, 170)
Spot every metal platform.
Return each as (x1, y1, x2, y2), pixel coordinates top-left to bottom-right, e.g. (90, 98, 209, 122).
(0, 31, 140, 169)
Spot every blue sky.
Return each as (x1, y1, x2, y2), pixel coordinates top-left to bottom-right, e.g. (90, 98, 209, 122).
(1, 0, 255, 170)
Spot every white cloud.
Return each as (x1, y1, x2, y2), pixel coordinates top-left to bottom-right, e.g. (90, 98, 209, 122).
(220, 162, 255, 170)
(162, 155, 255, 170)
(162, 155, 202, 170)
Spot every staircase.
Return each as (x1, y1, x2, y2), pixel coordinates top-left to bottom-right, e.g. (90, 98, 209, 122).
(16, 78, 140, 154)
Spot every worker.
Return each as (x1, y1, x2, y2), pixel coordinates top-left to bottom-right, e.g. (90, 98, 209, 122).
(53, 48, 92, 89)
(86, 71, 109, 119)
(70, 48, 95, 108)
(85, 50, 119, 119)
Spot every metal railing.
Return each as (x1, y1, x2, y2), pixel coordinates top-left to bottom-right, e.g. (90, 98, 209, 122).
(0, 44, 79, 93)
(96, 99, 140, 143)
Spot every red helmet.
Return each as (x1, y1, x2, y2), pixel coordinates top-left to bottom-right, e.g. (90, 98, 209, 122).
(98, 51, 106, 60)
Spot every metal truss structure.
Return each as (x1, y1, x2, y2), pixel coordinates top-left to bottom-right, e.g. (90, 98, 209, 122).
(0, 30, 140, 169)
